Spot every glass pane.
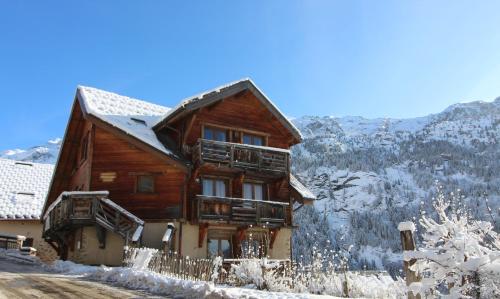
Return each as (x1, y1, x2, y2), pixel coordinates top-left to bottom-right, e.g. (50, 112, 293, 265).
(253, 136, 263, 146)
(221, 240, 232, 258)
(254, 184, 263, 200)
(208, 239, 218, 257)
(215, 180, 226, 197)
(204, 127, 213, 140)
(243, 183, 253, 199)
(138, 176, 154, 193)
(202, 179, 214, 196)
(215, 129, 227, 142)
(243, 134, 252, 145)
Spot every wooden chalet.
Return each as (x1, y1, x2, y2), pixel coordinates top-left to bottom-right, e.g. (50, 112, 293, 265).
(41, 79, 316, 266)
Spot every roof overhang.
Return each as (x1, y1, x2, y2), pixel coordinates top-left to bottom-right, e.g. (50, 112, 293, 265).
(76, 90, 190, 172)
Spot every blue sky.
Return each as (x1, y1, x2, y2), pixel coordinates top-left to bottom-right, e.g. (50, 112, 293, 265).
(1, 1, 500, 149)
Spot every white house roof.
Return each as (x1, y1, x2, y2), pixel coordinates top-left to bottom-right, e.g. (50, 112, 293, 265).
(77, 86, 181, 160)
(0, 158, 54, 220)
(290, 174, 316, 201)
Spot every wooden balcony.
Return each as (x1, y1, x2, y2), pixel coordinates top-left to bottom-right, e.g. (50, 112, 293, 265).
(42, 191, 144, 243)
(193, 139, 290, 175)
(194, 195, 290, 227)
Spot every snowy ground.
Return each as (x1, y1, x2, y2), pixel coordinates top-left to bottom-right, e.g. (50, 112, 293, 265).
(0, 257, 162, 298)
(0, 250, 343, 299)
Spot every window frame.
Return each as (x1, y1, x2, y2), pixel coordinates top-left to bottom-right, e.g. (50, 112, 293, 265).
(207, 237, 232, 258)
(201, 123, 269, 145)
(135, 175, 155, 194)
(242, 133, 265, 146)
(201, 176, 230, 197)
(243, 181, 267, 201)
(202, 126, 229, 142)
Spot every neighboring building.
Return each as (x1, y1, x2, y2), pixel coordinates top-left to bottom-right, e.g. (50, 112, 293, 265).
(41, 78, 316, 266)
(0, 158, 57, 261)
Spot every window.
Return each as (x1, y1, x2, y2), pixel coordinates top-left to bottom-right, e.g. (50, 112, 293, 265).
(202, 178, 227, 197)
(243, 182, 265, 200)
(22, 238, 34, 248)
(204, 126, 228, 142)
(80, 133, 89, 162)
(208, 238, 232, 258)
(242, 133, 264, 146)
(136, 175, 155, 193)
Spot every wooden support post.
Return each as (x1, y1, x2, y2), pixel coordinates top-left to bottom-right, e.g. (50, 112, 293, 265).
(398, 222, 421, 299)
(198, 223, 208, 248)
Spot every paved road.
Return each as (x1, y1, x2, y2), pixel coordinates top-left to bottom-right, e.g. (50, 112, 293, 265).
(0, 257, 164, 299)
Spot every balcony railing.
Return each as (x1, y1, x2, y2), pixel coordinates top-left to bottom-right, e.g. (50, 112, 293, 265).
(194, 195, 290, 226)
(193, 139, 290, 175)
(42, 191, 144, 242)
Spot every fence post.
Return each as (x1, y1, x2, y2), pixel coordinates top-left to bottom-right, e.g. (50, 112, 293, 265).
(398, 222, 421, 299)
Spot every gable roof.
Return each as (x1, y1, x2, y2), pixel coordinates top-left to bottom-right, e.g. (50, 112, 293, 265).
(77, 86, 186, 166)
(0, 159, 54, 220)
(153, 78, 303, 143)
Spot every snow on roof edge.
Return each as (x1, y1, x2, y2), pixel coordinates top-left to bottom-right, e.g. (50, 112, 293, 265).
(290, 174, 316, 201)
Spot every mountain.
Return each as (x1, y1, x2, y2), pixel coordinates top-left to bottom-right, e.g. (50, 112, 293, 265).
(2, 99, 499, 274)
(1, 138, 62, 164)
(291, 98, 500, 274)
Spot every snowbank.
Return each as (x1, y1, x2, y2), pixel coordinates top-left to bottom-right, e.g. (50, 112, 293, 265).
(47, 260, 341, 299)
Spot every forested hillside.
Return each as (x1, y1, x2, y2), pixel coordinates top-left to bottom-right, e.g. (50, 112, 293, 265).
(291, 98, 499, 273)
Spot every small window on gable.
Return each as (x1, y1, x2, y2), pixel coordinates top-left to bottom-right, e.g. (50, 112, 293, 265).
(204, 126, 228, 142)
(243, 133, 264, 146)
(131, 117, 147, 126)
(136, 175, 155, 193)
(80, 133, 89, 162)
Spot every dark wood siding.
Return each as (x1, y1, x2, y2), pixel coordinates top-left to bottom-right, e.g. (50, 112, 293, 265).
(90, 127, 186, 220)
(175, 91, 295, 149)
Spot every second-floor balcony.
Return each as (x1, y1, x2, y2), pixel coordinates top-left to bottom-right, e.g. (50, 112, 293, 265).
(194, 195, 290, 227)
(193, 139, 290, 175)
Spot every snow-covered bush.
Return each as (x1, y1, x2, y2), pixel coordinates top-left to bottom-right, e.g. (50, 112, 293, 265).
(407, 186, 500, 298)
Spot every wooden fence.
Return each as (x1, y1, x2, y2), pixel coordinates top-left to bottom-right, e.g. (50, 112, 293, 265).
(123, 248, 216, 282)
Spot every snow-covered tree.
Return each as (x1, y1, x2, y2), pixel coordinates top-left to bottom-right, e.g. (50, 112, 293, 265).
(406, 188, 500, 298)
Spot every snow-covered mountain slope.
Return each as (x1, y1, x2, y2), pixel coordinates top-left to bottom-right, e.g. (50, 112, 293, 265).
(291, 98, 500, 274)
(1, 138, 61, 164)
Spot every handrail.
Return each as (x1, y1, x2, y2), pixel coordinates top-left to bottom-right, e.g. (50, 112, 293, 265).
(196, 194, 289, 206)
(194, 194, 289, 225)
(43, 191, 144, 242)
(194, 139, 290, 174)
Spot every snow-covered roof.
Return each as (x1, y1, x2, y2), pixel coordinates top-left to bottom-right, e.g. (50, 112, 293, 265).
(77, 86, 182, 161)
(290, 174, 316, 201)
(153, 78, 303, 142)
(0, 158, 54, 220)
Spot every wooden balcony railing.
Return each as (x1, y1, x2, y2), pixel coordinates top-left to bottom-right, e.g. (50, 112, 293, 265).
(194, 195, 290, 226)
(193, 139, 290, 175)
(42, 191, 144, 242)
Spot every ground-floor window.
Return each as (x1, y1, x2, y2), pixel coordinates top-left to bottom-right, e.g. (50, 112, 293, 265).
(208, 238, 232, 258)
(207, 229, 233, 258)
